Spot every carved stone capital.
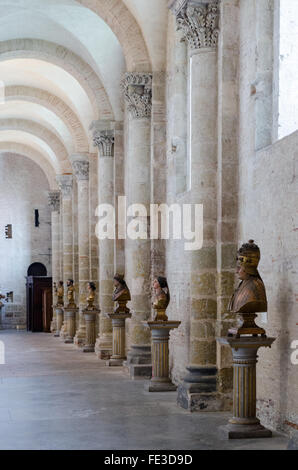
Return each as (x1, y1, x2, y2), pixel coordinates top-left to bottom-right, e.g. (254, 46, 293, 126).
(48, 191, 60, 212)
(171, 0, 220, 50)
(121, 73, 153, 119)
(56, 174, 73, 199)
(70, 154, 89, 181)
(93, 130, 115, 157)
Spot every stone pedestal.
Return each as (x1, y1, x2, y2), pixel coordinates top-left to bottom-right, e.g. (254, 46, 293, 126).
(82, 309, 99, 352)
(144, 320, 181, 392)
(106, 312, 131, 366)
(124, 345, 152, 379)
(54, 306, 64, 337)
(217, 336, 276, 439)
(64, 307, 78, 344)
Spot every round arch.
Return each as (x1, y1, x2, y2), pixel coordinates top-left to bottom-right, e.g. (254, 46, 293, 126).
(0, 142, 57, 189)
(5, 86, 89, 153)
(76, 0, 151, 71)
(0, 118, 70, 172)
(0, 39, 114, 120)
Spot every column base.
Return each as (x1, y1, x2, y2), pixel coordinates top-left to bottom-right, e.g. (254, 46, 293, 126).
(83, 345, 95, 353)
(64, 337, 74, 344)
(123, 344, 152, 379)
(73, 332, 86, 348)
(145, 380, 177, 392)
(106, 358, 124, 367)
(219, 422, 272, 439)
(177, 366, 231, 411)
(95, 335, 112, 359)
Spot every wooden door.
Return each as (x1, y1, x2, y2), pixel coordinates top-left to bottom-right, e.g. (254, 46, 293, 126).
(42, 288, 52, 332)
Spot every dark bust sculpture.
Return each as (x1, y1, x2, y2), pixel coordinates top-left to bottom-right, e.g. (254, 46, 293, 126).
(112, 274, 131, 302)
(228, 240, 267, 337)
(228, 240, 267, 313)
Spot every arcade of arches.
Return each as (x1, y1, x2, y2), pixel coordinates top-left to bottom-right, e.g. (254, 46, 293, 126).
(0, 0, 297, 449)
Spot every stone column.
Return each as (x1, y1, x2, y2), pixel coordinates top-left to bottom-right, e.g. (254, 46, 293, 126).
(92, 122, 115, 359)
(170, 0, 223, 411)
(70, 155, 90, 347)
(56, 174, 74, 339)
(121, 73, 153, 378)
(48, 190, 61, 334)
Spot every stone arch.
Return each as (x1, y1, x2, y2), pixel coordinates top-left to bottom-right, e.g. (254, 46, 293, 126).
(0, 142, 57, 189)
(77, 0, 151, 71)
(0, 119, 70, 173)
(5, 86, 89, 153)
(0, 39, 114, 120)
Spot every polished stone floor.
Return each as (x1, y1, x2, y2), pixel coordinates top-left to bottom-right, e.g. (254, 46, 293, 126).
(0, 330, 288, 450)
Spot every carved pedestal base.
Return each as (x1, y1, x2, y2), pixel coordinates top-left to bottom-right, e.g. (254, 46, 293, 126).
(217, 336, 276, 439)
(64, 308, 78, 344)
(54, 307, 64, 337)
(82, 309, 99, 353)
(144, 320, 181, 392)
(106, 312, 131, 367)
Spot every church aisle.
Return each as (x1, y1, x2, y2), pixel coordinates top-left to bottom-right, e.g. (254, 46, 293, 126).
(0, 331, 288, 450)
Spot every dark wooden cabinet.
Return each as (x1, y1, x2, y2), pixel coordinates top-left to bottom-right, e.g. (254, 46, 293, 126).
(26, 276, 52, 332)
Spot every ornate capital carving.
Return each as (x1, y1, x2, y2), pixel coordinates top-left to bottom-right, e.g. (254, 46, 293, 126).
(48, 191, 60, 212)
(56, 174, 73, 199)
(70, 155, 89, 181)
(172, 1, 220, 50)
(121, 73, 153, 119)
(93, 130, 115, 157)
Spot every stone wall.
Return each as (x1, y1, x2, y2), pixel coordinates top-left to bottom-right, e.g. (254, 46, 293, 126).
(0, 153, 52, 327)
(238, 130, 298, 432)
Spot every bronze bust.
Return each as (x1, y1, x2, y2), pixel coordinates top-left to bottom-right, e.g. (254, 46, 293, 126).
(86, 282, 96, 310)
(56, 281, 64, 307)
(112, 274, 131, 302)
(66, 279, 76, 308)
(152, 276, 170, 321)
(228, 240, 267, 337)
(112, 274, 131, 315)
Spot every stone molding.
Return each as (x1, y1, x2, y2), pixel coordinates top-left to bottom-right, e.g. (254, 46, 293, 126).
(92, 130, 115, 157)
(121, 73, 153, 119)
(56, 174, 73, 199)
(170, 0, 220, 50)
(48, 191, 60, 212)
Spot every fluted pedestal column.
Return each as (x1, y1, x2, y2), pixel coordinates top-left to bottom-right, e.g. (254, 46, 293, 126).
(106, 312, 132, 366)
(217, 336, 275, 439)
(82, 309, 99, 352)
(145, 321, 181, 392)
(54, 307, 64, 337)
(64, 307, 78, 344)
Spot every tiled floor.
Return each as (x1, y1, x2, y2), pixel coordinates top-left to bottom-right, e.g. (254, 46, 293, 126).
(0, 330, 289, 450)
